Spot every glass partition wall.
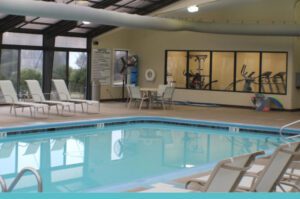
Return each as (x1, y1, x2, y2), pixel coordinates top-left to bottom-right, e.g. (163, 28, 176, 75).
(0, 33, 88, 99)
(165, 50, 288, 95)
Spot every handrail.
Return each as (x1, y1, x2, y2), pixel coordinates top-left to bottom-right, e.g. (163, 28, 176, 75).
(0, 176, 7, 192)
(279, 120, 300, 140)
(7, 167, 43, 192)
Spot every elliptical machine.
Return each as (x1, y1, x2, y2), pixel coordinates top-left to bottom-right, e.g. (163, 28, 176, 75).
(225, 64, 256, 91)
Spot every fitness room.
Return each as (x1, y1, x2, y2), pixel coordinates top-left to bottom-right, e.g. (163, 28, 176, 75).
(1, 0, 300, 196)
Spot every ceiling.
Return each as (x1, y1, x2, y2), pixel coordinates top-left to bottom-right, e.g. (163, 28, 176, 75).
(156, 0, 299, 24)
(0, 0, 181, 38)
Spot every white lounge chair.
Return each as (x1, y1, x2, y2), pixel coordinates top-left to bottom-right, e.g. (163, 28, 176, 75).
(185, 151, 264, 192)
(0, 80, 48, 117)
(52, 79, 100, 113)
(26, 80, 74, 115)
(244, 141, 300, 192)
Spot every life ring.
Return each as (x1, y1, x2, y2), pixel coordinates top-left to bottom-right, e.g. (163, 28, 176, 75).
(145, 69, 156, 81)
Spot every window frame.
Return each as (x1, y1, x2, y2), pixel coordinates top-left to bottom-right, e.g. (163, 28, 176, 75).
(165, 50, 288, 95)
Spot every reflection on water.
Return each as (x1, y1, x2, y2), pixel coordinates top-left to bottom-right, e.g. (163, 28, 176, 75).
(0, 123, 283, 192)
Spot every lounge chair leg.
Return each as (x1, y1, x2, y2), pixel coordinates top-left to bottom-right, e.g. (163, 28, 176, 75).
(9, 105, 12, 113)
(29, 107, 32, 117)
(74, 104, 76, 113)
(68, 105, 71, 112)
(128, 99, 132, 109)
(81, 103, 84, 113)
(42, 107, 45, 114)
(56, 105, 59, 114)
(98, 103, 100, 112)
(87, 104, 89, 113)
(162, 100, 166, 110)
(139, 99, 144, 111)
(14, 106, 17, 116)
(62, 106, 65, 115)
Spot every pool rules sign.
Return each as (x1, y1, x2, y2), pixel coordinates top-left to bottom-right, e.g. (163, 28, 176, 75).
(92, 48, 112, 85)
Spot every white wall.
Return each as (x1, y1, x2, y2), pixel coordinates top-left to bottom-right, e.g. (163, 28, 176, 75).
(94, 28, 295, 109)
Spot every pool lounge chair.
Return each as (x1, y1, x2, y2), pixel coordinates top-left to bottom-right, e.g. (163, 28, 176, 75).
(26, 80, 74, 115)
(0, 80, 48, 117)
(243, 141, 300, 192)
(52, 79, 100, 113)
(185, 151, 265, 192)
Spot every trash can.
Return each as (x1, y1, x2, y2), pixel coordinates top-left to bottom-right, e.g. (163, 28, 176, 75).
(91, 80, 100, 101)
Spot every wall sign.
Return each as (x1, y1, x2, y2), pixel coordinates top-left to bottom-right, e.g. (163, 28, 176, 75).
(92, 48, 112, 85)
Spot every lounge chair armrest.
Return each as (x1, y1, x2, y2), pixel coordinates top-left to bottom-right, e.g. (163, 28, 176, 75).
(221, 164, 251, 172)
(0, 94, 15, 103)
(280, 148, 300, 156)
(279, 181, 300, 191)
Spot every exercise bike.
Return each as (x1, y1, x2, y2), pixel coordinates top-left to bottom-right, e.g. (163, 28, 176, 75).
(185, 55, 218, 89)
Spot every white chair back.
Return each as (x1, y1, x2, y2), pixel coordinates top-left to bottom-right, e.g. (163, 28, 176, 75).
(25, 80, 46, 102)
(126, 84, 135, 98)
(157, 84, 168, 97)
(162, 86, 175, 99)
(131, 86, 142, 99)
(52, 79, 71, 100)
(0, 80, 19, 103)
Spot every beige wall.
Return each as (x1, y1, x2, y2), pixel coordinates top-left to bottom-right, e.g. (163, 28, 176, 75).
(94, 28, 297, 109)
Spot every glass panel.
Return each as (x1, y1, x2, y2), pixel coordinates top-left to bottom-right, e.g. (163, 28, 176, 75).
(113, 50, 127, 86)
(66, 138, 84, 165)
(0, 49, 19, 89)
(235, 52, 260, 92)
(69, 52, 87, 99)
(166, 51, 187, 88)
(212, 52, 235, 91)
(2, 32, 43, 46)
(17, 142, 40, 172)
(20, 50, 43, 94)
(52, 51, 67, 80)
(55, 36, 87, 49)
(0, 143, 16, 175)
(261, 53, 287, 94)
(50, 139, 65, 167)
(188, 51, 211, 90)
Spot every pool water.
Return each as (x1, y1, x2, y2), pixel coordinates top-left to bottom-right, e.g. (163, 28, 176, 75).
(0, 123, 284, 192)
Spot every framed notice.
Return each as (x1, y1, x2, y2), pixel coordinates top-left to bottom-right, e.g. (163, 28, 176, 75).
(92, 48, 112, 85)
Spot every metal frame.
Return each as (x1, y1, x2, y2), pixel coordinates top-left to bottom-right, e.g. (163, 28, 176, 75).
(165, 49, 288, 95)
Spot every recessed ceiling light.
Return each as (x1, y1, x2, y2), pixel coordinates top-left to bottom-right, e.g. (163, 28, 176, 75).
(187, 5, 199, 13)
(82, 21, 91, 25)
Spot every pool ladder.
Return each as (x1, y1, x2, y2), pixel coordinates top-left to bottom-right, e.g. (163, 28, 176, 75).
(279, 120, 300, 140)
(0, 167, 43, 192)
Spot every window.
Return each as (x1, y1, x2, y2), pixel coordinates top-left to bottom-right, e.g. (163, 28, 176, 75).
(165, 50, 288, 95)
(235, 52, 260, 92)
(188, 51, 211, 90)
(20, 50, 43, 94)
(2, 32, 43, 46)
(52, 51, 67, 80)
(68, 52, 87, 99)
(212, 52, 235, 91)
(113, 50, 128, 86)
(261, 53, 287, 94)
(0, 49, 19, 89)
(55, 36, 87, 49)
(166, 51, 187, 88)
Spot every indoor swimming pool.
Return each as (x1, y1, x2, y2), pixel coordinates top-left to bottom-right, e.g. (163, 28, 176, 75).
(0, 117, 295, 193)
